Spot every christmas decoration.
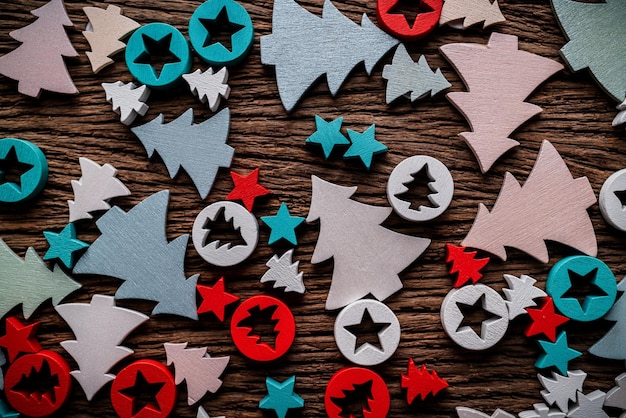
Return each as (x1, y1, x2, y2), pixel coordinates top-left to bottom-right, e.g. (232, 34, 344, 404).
(376, 0, 442, 41)
(599, 168, 626, 232)
(502, 274, 547, 320)
(307, 175, 430, 310)
(43, 223, 89, 269)
(73, 190, 199, 319)
(440, 33, 563, 173)
(401, 359, 448, 404)
(605, 373, 626, 411)
(325, 367, 390, 418)
(456, 407, 514, 418)
(614, 99, 626, 127)
(536, 331, 581, 375)
(0, 351, 4, 391)
(226, 168, 271, 212)
(589, 277, 626, 360)
(55, 295, 149, 400)
(343, 125, 387, 170)
(568, 390, 610, 418)
(197, 277, 240, 321)
(259, 376, 305, 418)
(440, 0, 506, 29)
(260, 249, 305, 294)
(539, 370, 587, 412)
(446, 244, 490, 288)
(0, 317, 41, 362)
(0, 137, 48, 204)
(183, 68, 231, 112)
(197, 406, 225, 418)
(0, 399, 18, 418)
(261, 202, 305, 246)
(525, 297, 569, 342)
(305, 116, 350, 159)
(518, 403, 565, 418)
(102, 81, 150, 125)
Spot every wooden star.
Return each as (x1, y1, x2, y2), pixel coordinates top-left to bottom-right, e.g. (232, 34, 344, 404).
(197, 277, 240, 321)
(525, 297, 569, 342)
(226, 168, 271, 212)
(261, 202, 305, 246)
(43, 223, 89, 269)
(0, 316, 41, 362)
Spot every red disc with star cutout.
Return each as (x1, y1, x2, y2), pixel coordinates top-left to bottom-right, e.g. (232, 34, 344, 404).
(325, 367, 390, 418)
(110, 359, 177, 418)
(4, 350, 72, 417)
(376, 0, 443, 41)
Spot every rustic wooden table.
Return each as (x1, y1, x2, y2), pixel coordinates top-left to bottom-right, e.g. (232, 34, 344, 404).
(1, 0, 625, 417)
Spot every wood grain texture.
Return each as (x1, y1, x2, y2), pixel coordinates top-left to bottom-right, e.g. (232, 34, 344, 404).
(0, 0, 625, 417)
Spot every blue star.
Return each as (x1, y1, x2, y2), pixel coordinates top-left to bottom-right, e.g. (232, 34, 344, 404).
(43, 223, 90, 269)
(0, 399, 19, 418)
(536, 330, 581, 375)
(306, 115, 350, 159)
(259, 376, 304, 418)
(343, 125, 387, 170)
(261, 202, 305, 245)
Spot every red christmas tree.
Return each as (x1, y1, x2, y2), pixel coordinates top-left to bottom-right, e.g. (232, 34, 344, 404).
(446, 244, 490, 287)
(401, 359, 449, 404)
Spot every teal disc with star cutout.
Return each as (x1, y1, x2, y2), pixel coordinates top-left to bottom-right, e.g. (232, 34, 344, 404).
(547, 255, 617, 322)
(0, 138, 48, 203)
(189, 0, 254, 67)
(125, 23, 192, 89)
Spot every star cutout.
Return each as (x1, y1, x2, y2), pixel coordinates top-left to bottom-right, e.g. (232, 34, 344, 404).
(568, 390, 610, 418)
(134, 33, 182, 79)
(344, 308, 391, 352)
(43, 223, 90, 269)
(343, 125, 388, 170)
(561, 268, 609, 312)
(389, 0, 435, 29)
(199, 7, 245, 52)
(197, 277, 240, 321)
(226, 168, 271, 211)
(0, 316, 41, 362)
(456, 294, 500, 337)
(0, 145, 34, 189)
(261, 202, 305, 246)
(0, 399, 19, 418)
(614, 189, 626, 208)
(259, 376, 304, 418)
(536, 331, 581, 375)
(525, 297, 569, 342)
(306, 116, 350, 159)
(119, 370, 165, 417)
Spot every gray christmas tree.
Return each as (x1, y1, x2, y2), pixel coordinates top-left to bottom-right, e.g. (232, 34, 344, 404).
(589, 278, 626, 360)
(73, 190, 199, 319)
(131, 109, 233, 199)
(260, 0, 399, 112)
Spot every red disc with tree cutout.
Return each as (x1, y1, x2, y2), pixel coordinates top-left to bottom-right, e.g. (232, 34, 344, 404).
(325, 367, 390, 418)
(376, 0, 443, 41)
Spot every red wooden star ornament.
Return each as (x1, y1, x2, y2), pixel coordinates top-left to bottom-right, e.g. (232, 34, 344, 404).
(226, 168, 271, 212)
(0, 316, 42, 362)
(525, 297, 569, 342)
(197, 277, 240, 321)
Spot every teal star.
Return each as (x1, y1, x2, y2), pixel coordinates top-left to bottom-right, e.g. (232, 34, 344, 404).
(306, 115, 350, 159)
(536, 330, 581, 375)
(343, 124, 387, 170)
(43, 223, 89, 269)
(0, 399, 19, 418)
(261, 202, 305, 245)
(259, 376, 304, 418)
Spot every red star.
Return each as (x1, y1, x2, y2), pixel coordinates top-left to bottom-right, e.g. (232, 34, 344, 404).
(226, 168, 271, 212)
(197, 277, 240, 321)
(525, 297, 569, 342)
(0, 316, 42, 362)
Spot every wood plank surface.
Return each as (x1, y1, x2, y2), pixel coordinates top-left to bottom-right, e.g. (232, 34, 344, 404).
(1, 0, 625, 417)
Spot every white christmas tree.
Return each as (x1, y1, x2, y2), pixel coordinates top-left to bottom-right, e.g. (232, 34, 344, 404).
(183, 68, 231, 112)
(502, 274, 546, 319)
(613, 99, 626, 128)
(440, 0, 506, 29)
(539, 370, 587, 412)
(68, 157, 131, 223)
(605, 373, 626, 411)
(165, 342, 230, 405)
(102, 81, 150, 125)
(307, 175, 431, 310)
(589, 278, 626, 360)
(197, 406, 225, 418)
(260, 249, 305, 293)
(55, 294, 149, 400)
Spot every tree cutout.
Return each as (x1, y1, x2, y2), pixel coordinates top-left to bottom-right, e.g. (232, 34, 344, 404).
(446, 244, 489, 288)
(539, 370, 587, 412)
(552, 0, 626, 102)
(102, 81, 150, 125)
(589, 278, 626, 360)
(0, 238, 81, 319)
(502, 274, 547, 319)
(613, 99, 626, 128)
(0, 0, 78, 98)
(307, 175, 431, 310)
(260, 249, 305, 294)
(83, 5, 140, 73)
(197, 406, 224, 418)
(401, 359, 448, 404)
(130, 109, 233, 199)
(164, 342, 229, 405)
(55, 295, 149, 401)
(68, 157, 131, 223)
(330, 379, 374, 417)
(439, 0, 505, 29)
(183, 68, 231, 112)
(73, 190, 199, 319)
(260, 0, 399, 112)
(462, 141, 597, 263)
(440, 32, 563, 173)
(382, 44, 450, 104)
(605, 373, 626, 411)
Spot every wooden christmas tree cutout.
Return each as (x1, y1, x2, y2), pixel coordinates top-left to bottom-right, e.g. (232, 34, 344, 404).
(307, 175, 430, 310)
(539, 370, 587, 412)
(518, 403, 565, 418)
(605, 373, 626, 411)
(55, 295, 149, 401)
(83, 5, 140, 73)
(462, 141, 597, 263)
(183, 68, 231, 112)
(456, 407, 514, 418)
(401, 359, 448, 404)
(613, 99, 626, 128)
(197, 406, 224, 418)
(0, 0, 78, 98)
(102, 81, 150, 125)
(589, 277, 626, 360)
(440, 33, 563, 173)
(260, 249, 305, 294)
(502, 274, 547, 320)
(440, 0, 506, 29)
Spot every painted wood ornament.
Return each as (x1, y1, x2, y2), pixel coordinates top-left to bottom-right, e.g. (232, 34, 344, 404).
(225, 168, 271, 212)
(401, 359, 448, 404)
(0, 351, 4, 391)
(305, 116, 350, 159)
(387, 155, 454, 222)
(125, 23, 192, 89)
(102, 81, 150, 125)
(376, 0, 442, 41)
(307, 175, 431, 310)
(518, 403, 565, 418)
(0, 399, 18, 418)
(439, 0, 506, 29)
(325, 367, 390, 418)
(261, 202, 305, 246)
(130, 108, 233, 199)
(110, 359, 177, 418)
(535, 331, 582, 375)
(0, 0, 78, 98)
(525, 297, 569, 342)
(614, 99, 626, 128)
(551, 0, 626, 102)
(589, 278, 626, 360)
(83, 5, 140, 73)
(260, 249, 306, 294)
(440, 33, 563, 173)
(334, 299, 400, 366)
(183, 68, 231, 112)
(164, 342, 230, 405)
(4, 350, 72, 417)
(260, 0, 399, 112)
(0, 317, 42, 362)
(43, 223, 89, 269)
(73, 191, 199, 320)
(440, 284, 509, 350)
(382, 45, 451, 104)
(55, 295, 149, 401)
(446, 244, 490, 288)
(192, 201, 259, 267)
(605, 373, 626, 411)
(259, 376, 305, 418)
(197, 277, 240, 321)
(568, 390, 611, 418)
(456, 407, 514, 418)
(539, 369, 587, 412)
(197, 406, 225, 418)
(343, 125, 388, 170)
(0, 238, 81, 320)
(461, 141, 597, 263)
(502, 274, 547, 320)
(0, 137, 48, 204)
(68, 157, 131, 223)
(599, 168, 626, 232)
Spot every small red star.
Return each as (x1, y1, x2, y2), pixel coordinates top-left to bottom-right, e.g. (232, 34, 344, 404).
(0, 316, 42, 362)
(525, 297, 569, 342)
(226, 168, 271, 212)
(197, 277, 240, 321)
